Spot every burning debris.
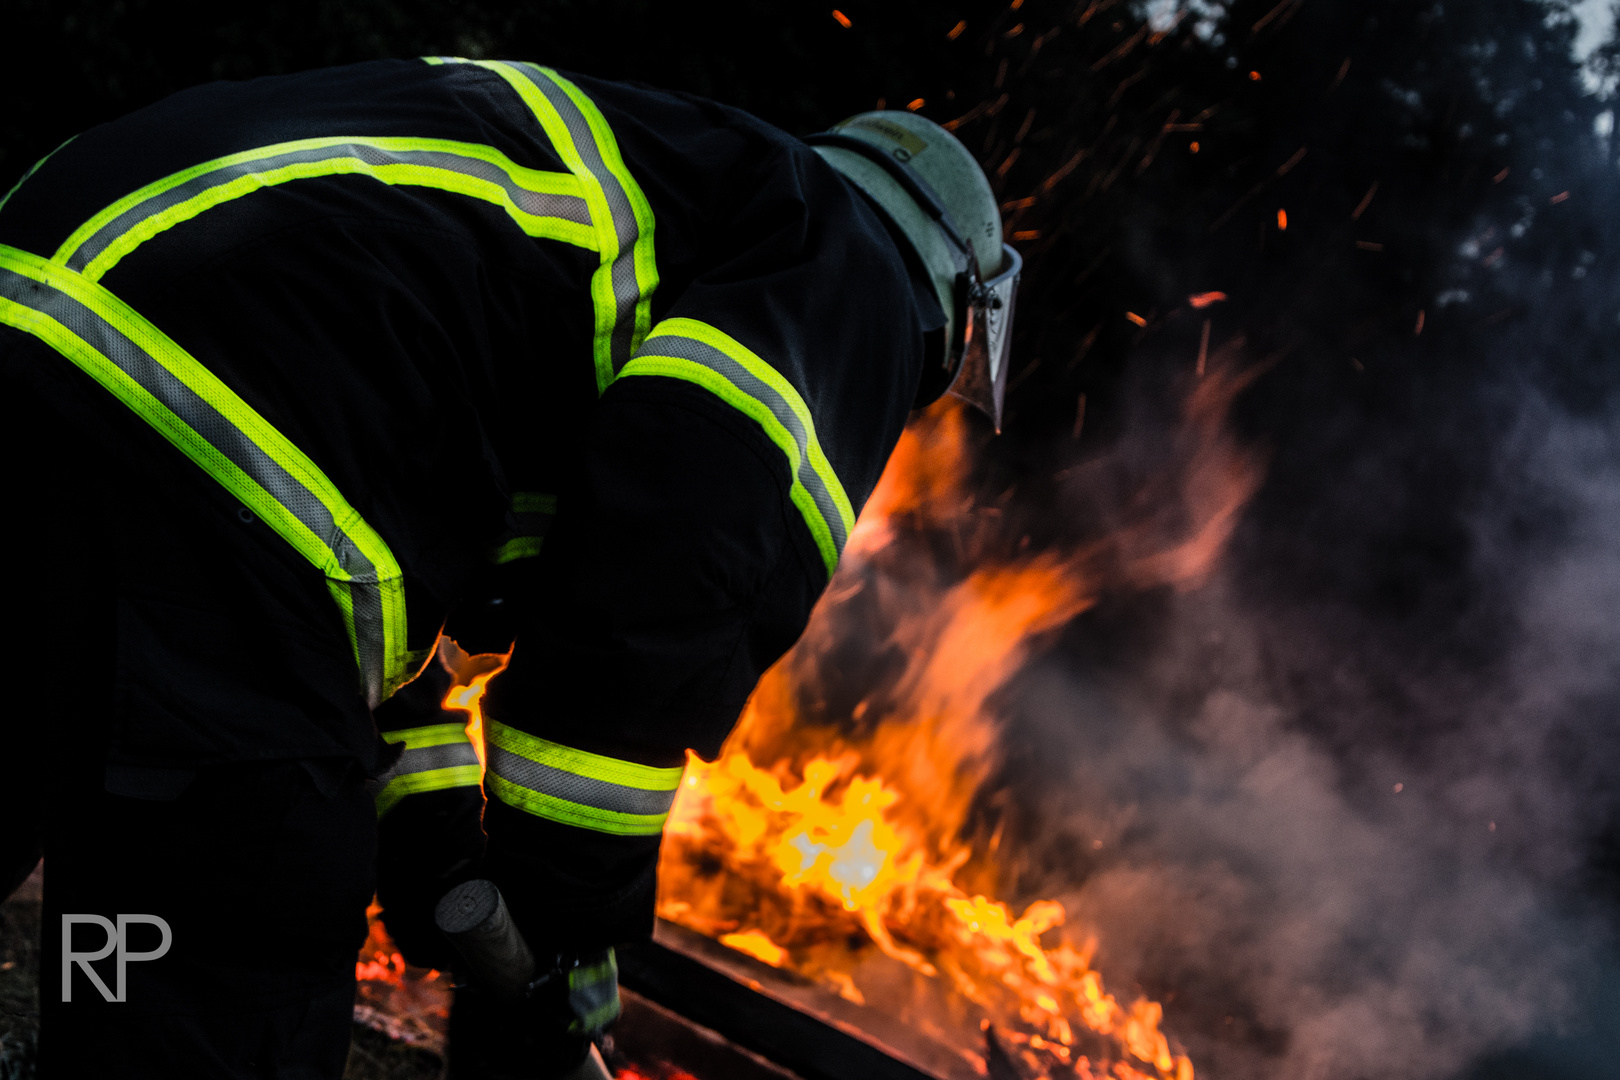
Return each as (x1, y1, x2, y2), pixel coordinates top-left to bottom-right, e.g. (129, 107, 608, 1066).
(351, 350, 1264, 1080)
(655, 350, 1265, 1080)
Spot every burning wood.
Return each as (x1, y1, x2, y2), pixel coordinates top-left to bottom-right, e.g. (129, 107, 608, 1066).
(653, 375, 1265, 1079)
(353, 358, 1262, 1080)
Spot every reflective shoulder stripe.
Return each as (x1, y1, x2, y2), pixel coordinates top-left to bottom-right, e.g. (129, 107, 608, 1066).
(50, 136, 595, 283)
(374, 722, 483, 817)
(485, 719, 684, 836)
(620, 318, 855, 578)
(0, 243, 411, 707)
(455, 59, 659, 394)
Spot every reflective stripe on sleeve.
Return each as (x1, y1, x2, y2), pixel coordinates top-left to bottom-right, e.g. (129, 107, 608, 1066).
(485, 490, 556, 565)
(454, 59, 659, 393)
(489, 536, 544, 564)
(484, 720, 683, 836)
(566, 949, 622, 1035)
(50, 136, 595, 282)
(374, 722, 484, 818)
(619, 318, 855, 578)
(0, 243, 412, 707)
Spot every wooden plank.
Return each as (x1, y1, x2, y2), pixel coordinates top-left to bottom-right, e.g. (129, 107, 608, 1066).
(617, 921, 977, 1080)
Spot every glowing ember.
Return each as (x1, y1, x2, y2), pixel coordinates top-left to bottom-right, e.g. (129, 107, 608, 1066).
(717, 929, 788, 967)
(354, 899, 451, 1051)
(660, 364, 1263, 1079)
(664, 747, 1192, 1078)
(614, 1068, 699, 1080)
(359, 359, 1261, 1079)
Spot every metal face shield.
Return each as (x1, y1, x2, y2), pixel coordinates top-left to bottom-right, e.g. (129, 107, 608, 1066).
(948, 244, 1022, 431)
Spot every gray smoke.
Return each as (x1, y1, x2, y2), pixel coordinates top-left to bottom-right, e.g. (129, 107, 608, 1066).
(991, 385, 1620, 1079)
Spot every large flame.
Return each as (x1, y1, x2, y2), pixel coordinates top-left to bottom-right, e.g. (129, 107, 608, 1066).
(354, 353, 1262, 1080)
(658, 354, 1265, 1079)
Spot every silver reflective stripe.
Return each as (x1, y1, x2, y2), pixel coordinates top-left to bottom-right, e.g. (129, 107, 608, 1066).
(633, 333, 850, 555)
(64, 142, 593, 274)
(0, 265, 358, 566)
(335, 578, 390, 707)
(486, 743, 680, 818)
(507, 63, 645, 375)
(0, 254, 401, 708)
(376, 740, 483, 785)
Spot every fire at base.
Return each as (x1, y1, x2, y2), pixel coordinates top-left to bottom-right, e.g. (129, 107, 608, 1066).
(656, 361, 1264, 1080)
(358, 354, 1262, 1080)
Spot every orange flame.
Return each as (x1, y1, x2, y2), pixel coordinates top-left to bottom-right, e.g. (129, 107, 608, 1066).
(660, 353, 1265, 1078)
(354, 641, 509, 1050)
(438, 640, 511, 768)
(354, 898, 450, 1051)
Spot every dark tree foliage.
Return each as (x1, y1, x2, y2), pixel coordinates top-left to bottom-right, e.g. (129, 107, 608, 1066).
(958, 0, 1619, 749)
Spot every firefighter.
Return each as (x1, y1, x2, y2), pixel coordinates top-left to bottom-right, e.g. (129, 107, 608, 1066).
(0, 57, 1019, 1078)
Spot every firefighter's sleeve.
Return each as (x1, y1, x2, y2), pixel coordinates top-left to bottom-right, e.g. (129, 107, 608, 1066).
(475, 375, 825, 953)
(472, 126, 923, 955)
(369, 641, 487, 971)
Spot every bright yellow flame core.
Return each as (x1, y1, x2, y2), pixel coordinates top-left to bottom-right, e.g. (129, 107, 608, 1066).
(655, 381, 1265, 1080)
(662, 750, 1191, 1080)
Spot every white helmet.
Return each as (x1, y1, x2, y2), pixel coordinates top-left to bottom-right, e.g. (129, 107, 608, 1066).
(808, 112, 1022, 429)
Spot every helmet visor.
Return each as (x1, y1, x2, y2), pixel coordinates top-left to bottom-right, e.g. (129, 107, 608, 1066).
(948, 244, 1023, 431)
(980, 244, 1022, 389)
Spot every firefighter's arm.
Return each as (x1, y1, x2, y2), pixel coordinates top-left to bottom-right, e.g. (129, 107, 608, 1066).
(370, 644, 488, 971)
(477, 375, 822, 954)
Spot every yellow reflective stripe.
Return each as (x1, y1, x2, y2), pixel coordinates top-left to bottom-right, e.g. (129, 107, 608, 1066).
(0, 244, 410, 706)
(621, 318, 855, 578)
(0, 246, 361, 571)
(382, 722, 472, 748)
(374, 721, 482, 817)
(486, 774, 671, 836)
(52, 135, 595, 282)
(459, 59, 658, 393)
(490, 535, 544, 564)
(511, 491, 556, 514)
(566, 950, 622, 1034)
(375, 765, 484, 818)
(541, 67, 659, 365)
(487, 720, 682, 790)
(485, 719, 682, 837)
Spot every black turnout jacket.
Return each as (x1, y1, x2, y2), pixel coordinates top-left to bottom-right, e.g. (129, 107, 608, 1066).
(0, 58, 933, 949)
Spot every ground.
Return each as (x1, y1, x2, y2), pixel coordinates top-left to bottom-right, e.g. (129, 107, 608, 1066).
(0, 864, 444, 1080)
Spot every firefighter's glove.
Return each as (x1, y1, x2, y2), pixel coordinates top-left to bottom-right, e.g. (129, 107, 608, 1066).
(531, 948, 620, 1037)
